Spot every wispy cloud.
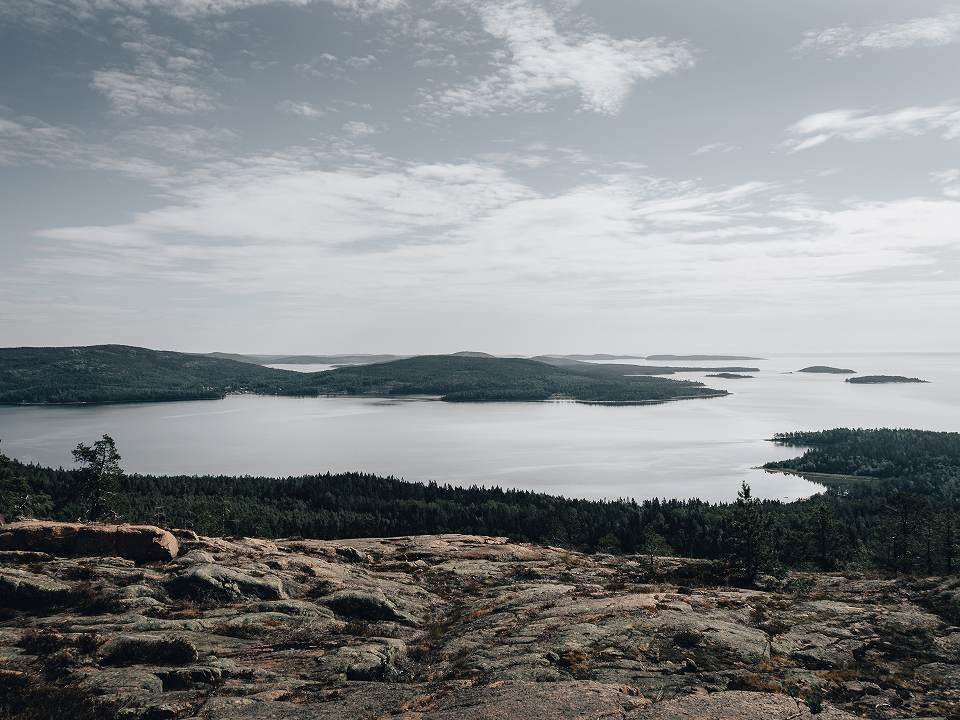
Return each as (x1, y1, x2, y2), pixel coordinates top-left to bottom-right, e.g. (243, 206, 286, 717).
(786, 103, 960, 151)
(91, 25, 217, 117)
(117, 124, 236, 159)
(92, 71, 216, 117)
(0, 113, 78, 166)
(0, 108, 179, 179)
(692, 142, 739, 156)
(1, 0, 402, 28)
(276, 100, 327, 118)
(423, 0, 692, 116)
(932, 168, 960, 198)
(342, 120, 377, 136)
(798, 10, 960, 57)
(294, 52, 380, 80)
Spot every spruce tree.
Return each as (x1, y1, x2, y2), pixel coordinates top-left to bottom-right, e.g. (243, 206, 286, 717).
(726, 482, 773, 583)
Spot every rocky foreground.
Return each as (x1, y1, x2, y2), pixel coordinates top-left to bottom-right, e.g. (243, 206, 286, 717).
(1, 522, 958, 719)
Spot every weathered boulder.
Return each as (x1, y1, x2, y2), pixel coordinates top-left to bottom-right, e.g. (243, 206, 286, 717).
(318, 589, 410, 623)
(0, 520, 178, 562)
(77, 667, 165, 697)
(155, 665, 223, 691)
(334, 546, 371, 564)
(316, 638, 406, 681)
(0, 567, 73, 608)
(100, 634, 199, 666)
(165, 563, 285, 602)
(0, 550, 53, 564)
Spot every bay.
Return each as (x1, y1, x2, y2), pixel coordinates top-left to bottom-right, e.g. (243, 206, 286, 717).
(0, 352, 956, 502)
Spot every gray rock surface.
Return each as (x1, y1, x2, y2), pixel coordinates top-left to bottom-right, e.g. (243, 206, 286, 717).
(1, 531, 957, 719)
(0, 566, 73, 607)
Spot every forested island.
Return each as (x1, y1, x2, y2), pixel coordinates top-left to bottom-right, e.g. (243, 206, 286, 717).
(797, 366, 856, 374)
(0, 345, 725, 405)
(706, 373, 754, 379)
(846, 375, 928, 384)
(2, 428, 956, 574)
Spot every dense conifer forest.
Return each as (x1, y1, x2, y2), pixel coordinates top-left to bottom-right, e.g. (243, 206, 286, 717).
(1, 428, 957, 575)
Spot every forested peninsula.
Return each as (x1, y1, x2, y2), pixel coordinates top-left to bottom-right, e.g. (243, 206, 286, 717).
(0, 345, 726, 405)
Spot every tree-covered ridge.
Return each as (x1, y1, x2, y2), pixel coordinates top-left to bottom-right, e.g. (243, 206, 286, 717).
(205, 352, 407, 365)
(765, 428, 960, 481)
(2, 428, 957, 574)
(0, 345, 307, 404)
(311, 355, 724, 402)
(532, 356, 759, 375)
(0, 346, 725, 404)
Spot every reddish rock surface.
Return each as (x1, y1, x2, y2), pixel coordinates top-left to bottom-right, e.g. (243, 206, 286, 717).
(0, 520, 179, 562)
(0, 531, 957, 719)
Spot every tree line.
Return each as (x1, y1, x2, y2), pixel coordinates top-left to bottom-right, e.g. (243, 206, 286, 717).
(1, 428, 957, 578)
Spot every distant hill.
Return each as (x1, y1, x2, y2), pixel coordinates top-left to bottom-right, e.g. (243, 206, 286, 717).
(450, 351, 497, 358)
(798, 366, 856, 374)
(646, 354, 765, 361)
(205, 352, 406, 366)
(203, 351, 269, 365)
(846, 375, 927, 384)
(0, 346, 726, 405)
(542, 353, 645, 361)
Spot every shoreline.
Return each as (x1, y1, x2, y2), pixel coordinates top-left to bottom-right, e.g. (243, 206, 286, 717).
(758, 467, 876, 484)
(1, 389, 731, 409)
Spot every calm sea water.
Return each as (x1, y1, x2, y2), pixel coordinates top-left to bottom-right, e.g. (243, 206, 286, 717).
(1, 353, 957, 502)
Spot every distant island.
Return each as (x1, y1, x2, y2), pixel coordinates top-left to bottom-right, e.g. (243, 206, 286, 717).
(0, 345, 727, 405)
(846, 375, 928, 384)
(646, 354, 765, 361)
(797, 366, 856, 374)
(705, 373, 754, 379)
(541, 353, 645, 361)
(533, 356, 759, 375)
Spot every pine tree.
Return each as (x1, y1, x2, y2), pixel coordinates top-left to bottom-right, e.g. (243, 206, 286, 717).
(72, 434, 123, 521)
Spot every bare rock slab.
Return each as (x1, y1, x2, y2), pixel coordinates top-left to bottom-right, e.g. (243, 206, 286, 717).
(0, 520, 179, 562)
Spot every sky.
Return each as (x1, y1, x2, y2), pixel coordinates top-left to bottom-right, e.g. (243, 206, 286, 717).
(1, 0, 959, 355)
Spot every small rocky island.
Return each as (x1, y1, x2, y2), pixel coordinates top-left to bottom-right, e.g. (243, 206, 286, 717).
(798, 366, 856, 374)
(846, 376, 928, 385)
(1, 520, 958, 720)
